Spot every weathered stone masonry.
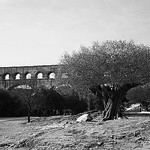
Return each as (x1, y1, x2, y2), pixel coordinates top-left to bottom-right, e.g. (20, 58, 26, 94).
(0, 65, 68, 90)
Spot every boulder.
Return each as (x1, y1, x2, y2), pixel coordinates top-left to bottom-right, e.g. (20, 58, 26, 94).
(76, 114, 92, 122)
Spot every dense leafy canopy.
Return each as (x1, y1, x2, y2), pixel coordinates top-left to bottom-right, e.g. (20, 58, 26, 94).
(34, 86, 87, 115)
(0, 89, 26, 117)
(0, 86, 87, 118)
(60, 40, 150, 96)
(60, 40, 150, 120)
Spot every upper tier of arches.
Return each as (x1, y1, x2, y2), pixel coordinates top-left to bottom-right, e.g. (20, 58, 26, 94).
(2, 72, 68, 81)
(2, 72, 56, 80)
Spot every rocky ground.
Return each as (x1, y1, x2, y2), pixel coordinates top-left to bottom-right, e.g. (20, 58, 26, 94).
(0, 113, 150, 150)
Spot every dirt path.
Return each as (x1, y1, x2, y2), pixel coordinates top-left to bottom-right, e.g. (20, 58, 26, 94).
(0, 116, 150, 150)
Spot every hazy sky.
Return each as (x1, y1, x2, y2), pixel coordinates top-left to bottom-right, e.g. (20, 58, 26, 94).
(0, 0, 150, 67)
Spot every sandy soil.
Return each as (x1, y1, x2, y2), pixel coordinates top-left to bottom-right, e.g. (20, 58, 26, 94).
(0, 114, 150, 150)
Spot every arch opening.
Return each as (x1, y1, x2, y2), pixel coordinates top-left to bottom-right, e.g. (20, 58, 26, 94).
(4, 74, 10, 80)
(15, 73, 21, 80)
(37, 72, 43, 79)
(49, 72, 55, 79)
(26, 73, 31, 79)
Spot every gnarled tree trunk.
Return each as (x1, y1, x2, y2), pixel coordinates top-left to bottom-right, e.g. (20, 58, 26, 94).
(90, 83, 140, 121)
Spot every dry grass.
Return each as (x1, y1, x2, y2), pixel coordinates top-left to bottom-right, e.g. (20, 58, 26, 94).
(0, 114, 150, 150)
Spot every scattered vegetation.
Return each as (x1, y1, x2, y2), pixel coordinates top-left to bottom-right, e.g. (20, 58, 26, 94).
(0, 40, 150, 122)
(0, 86, 87, 120)
(1, 40, 150, 149)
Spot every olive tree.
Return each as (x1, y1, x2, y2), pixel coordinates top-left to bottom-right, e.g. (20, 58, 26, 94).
(60, 40, 150, 120)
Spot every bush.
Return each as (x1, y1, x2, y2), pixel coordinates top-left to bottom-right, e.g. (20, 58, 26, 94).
(126, 83, 150, 111)
(0, 89, 26, 117)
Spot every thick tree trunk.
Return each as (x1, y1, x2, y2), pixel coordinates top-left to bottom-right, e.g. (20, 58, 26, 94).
(90, 83, 140, 121)
(102, 87, 130, 121)
(98, 99, 105, 111)
(102, 98, 113, 121)
(102, 97, 122, 121)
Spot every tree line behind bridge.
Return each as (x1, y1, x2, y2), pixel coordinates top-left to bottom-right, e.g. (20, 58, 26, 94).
(0, 86, 88, 118)
(0, 82, 150, 120)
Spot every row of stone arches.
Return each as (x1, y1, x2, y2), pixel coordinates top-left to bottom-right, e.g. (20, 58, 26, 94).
(3, 72, 56, 80)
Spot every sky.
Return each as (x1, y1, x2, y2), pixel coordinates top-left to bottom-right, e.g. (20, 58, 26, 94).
(0, 0, 150, 67)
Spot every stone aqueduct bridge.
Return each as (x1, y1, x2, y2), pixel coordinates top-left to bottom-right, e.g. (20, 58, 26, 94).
(0, 65, 68, 90)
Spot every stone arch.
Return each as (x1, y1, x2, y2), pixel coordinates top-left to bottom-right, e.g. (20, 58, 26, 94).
(3, 73, 10, 80)
(36, 72, 44, 79)
(15, 84, 32, 89)
(13, 73, 21, 80)
(25, 72, 32, 79)
(48, 72, 56, 79)
(8, 83, 32, 91)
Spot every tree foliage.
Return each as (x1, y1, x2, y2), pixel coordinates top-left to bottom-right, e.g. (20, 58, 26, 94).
(9, 83, 37, 122)
(60, 40, 150, 120)
(34, 87, 65, 116)
(34, 86, 87, 116)
(11, 88, 35, 122)
(60, 40, 150, 95)
(0, 89, 23, 117)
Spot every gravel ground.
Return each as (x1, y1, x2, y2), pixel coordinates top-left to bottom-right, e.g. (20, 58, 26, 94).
(0, 115, 150, 150)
